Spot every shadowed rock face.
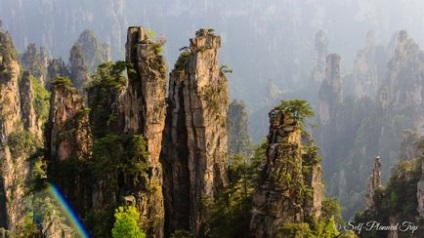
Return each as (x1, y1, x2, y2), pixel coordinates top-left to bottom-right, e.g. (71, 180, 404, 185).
(124, 26, 168, 238)
(0, 30, 24, 232)
(365, 156, 382, 211)
(162, 28, 229, 237)
(45, 81, 92, 214)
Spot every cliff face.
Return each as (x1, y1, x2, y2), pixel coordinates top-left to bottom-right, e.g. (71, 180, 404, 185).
(310, 30, 328, 86)
(68, 44, 89, 91)
(227, 99, 251, 156)
(45, 78, 92, 213)
(0, 30, 25, 232)
(351, 31, 388, 99)
(76, 30, 111, 73)
(162, 28, 229, 236)
(318, 54, 342, 125)
(249, 108, 304, 237)
(365, 156, 382, 211)
(46, 80, 91, 162)
(20, 44, 49, 85)
(123, 26, 167, 238)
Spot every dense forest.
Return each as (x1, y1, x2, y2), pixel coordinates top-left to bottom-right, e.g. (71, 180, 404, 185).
(2, 1, 424, 238)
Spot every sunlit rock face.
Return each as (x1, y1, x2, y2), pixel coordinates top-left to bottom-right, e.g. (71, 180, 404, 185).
(250, 107, 322, 238)
(162, 28, 229, 237)
(124, 26, 168, 238)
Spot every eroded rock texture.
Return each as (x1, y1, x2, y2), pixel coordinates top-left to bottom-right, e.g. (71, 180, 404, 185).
(249, 108, 303, 237)
(0, 30, 25, 232)
(162, 28, 229, 236)
(124, 26, 168, 238)
(310, 30, 328, 86)
(0, 30, 47, 233)
(45, 79, 92, 213)
(352, 31, 388, 99)
(365, 156, 382, 211)
(227, 99, 251, 156)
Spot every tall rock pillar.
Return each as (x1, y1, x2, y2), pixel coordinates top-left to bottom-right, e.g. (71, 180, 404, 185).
(249, 108, 304, 238)
(45, 78, 92, 214)
(318, 54, 342, 125)
(365, 156, 382, 211)
(162, 28, 229, 236)
(125, 26, 167, 238)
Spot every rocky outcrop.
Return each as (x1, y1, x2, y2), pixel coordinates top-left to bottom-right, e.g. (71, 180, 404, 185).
(249, 108, 304, 237)
(162, 28, 229, 236)
(352, 31, 388, 99)
(365, 156, 382, 211)
(76, 30, 111, 73)
(378, 30, 424, 114)
(19, 71, 41, 139)
(310, 30, 328, 85)
(0, 30, 25, 232)
(20, 44, 49, 85)
(46, 79, 91, 162)
(45, 78, 92, 213)
(68, 43, 89, 91)
(318, 54, 342, 125)
(47, 58, 71, 85)
(227, 99, 251, 156)
(302, 142, 323, 222)
(0, 30, 49, 234)
(123, 26, 167, 238)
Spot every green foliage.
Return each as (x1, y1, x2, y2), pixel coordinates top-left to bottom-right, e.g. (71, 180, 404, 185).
(0, 30, 17, 63)
(20, 44, 44, 78)
(88, 61, 127, 90)
(174, 50, 191, 76)
(88, 61, 127, 137)
(278, 223, 315, 238)
(209, 141, 267, 237)
(14, 212, 40, 238)
(277, 99, 314, 127)
(354, 156, 422, 237)
(90, 134, 149, 185)
(315, 217, 340, 238)
(50, 76, 74, 89)
(321, 198, 342, 221)
(338, 230, 359, 238)
(7, 130, 38, 157)
(278, 218, 340, 238)
(111, 205, 146, 238)
(30, 75, 50, 122)
(220, 65, 233, 74)
(171, 230, 194, 238)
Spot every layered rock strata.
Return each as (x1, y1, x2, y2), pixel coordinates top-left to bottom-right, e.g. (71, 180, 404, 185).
(162, 28, 229, 236)
(123, 26, 168, 238)
(250, 106, 322, 237)
(249, 108, 304, 237)
(365, 156, 382, 211)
